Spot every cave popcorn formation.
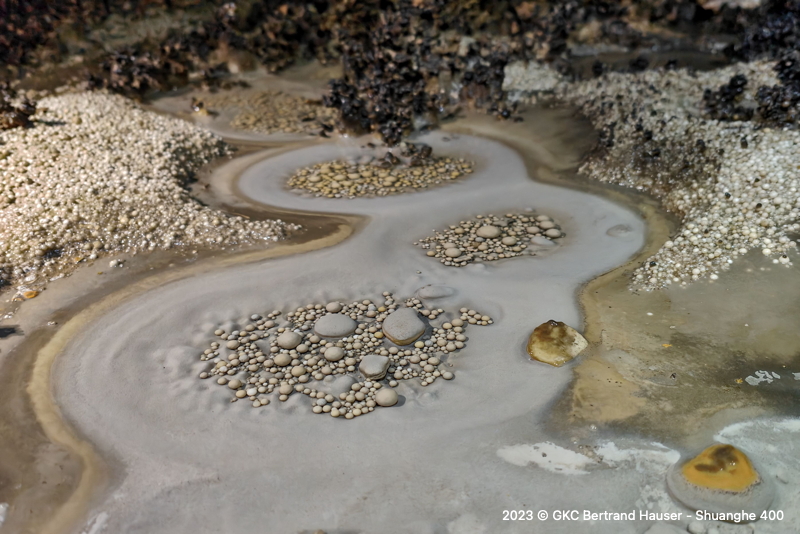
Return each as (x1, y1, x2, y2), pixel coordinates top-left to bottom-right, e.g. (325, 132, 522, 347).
(286, 153, 474, 199)
(415, 212, 563, 266)
(197, 292, 492, 418)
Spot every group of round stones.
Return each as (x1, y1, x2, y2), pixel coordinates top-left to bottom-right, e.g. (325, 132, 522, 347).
(195, 89, 338, 135)
(0, 92, 295, 293)
(415, 212, 563, 266)
(286, 157, 474, 199)
(197, 292, 492, 419)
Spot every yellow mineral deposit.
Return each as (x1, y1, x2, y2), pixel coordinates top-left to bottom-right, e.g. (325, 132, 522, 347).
(667, 442, 774, 514)
(681, 444, 760, 492)
(526, 320, 588, 367)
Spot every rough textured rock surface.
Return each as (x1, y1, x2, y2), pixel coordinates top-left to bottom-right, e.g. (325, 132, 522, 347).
(381, 307, 426, 345)
(666, 443, 774, 514)
(358, 355, 390, 380)
(526, 320, 588, 367)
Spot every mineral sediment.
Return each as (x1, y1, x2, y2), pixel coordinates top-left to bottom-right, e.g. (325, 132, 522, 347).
(527, 320, 588, 367)
(198, 90, 338, 135)
(0, 91, 297, 293)
(198, 294, 492, 418)
(415, 212, 563, 266)
(666, 443, 775, 514)
(286, 154, 473, 199)
(557, 61, 800, 289)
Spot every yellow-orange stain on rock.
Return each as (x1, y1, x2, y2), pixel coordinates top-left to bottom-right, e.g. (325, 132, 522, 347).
(682, 444, 759, 492)
(527, 320, 588, 367)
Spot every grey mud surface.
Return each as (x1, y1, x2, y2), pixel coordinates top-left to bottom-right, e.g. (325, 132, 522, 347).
(53, 132, 655, 533)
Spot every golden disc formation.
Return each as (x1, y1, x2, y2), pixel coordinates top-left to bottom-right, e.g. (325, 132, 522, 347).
(666, 443, 775, 515)
(681, 444, 760, 493)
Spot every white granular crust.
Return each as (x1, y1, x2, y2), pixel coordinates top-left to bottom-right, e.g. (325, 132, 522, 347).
(0, 92, 298, 292)
(510, 60, 799, 289)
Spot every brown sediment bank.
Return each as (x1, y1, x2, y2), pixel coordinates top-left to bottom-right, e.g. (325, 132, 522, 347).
(560, 239, 800, 445)
(0, 138, 358, 533)
(0, 320, 87, 534)
(443, 107, 800, 444)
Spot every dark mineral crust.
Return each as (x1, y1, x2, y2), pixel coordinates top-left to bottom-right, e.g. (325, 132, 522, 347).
(7, 0, 800, 142)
